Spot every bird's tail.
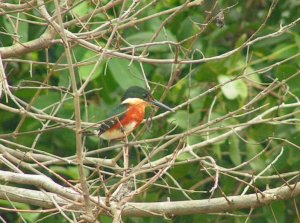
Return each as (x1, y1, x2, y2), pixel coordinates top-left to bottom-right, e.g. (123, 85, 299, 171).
(81, 130, 97, 136)
(81, 130, 109, 147)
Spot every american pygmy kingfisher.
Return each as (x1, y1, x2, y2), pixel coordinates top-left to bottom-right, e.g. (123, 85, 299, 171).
(96, 86, 174, 141)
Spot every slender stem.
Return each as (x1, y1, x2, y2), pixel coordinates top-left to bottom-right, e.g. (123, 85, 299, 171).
(52, 0, 92, 219)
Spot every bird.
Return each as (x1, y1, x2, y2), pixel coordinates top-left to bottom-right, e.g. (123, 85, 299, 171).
(95, 86, 174, 141)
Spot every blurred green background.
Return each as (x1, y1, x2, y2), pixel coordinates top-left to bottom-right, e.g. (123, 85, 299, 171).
(0, 0, 300, 222)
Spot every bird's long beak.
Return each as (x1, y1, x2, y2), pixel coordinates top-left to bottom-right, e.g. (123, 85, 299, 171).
(150, 99, 174, 112)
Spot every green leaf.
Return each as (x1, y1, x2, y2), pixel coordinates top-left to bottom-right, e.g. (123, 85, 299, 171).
(3, 16, 14, 37)
(213, 143, 222, 160)
(0, 199, 30, 210)
(176, 152, 194, 161)
(50, 166, 88, 179)
(275, 64, 300, 97)
(1, 13, 28, 43)
(167, 110, 201, 129)
(58, 70, 70, 87)
(246, 140, 266, 171)
(244, 66, 261, 83)
(127, 31, 176, 53)
(228, 136, 241, 165)
(72, 1, 93, 17)
(34, 92, 61, 111)
(218, 75, 248, 100)
(177, 16, 198, 41)
(18, 14, 28, 43)
(230, 34, 247, 66)
(188, 135, 203, 145)
(78, 51, 104, 81)
(22, 212, 41, 222)
(235, 78, 248, 99)
(108, 58, 144, 90)
(84, 104, 106, 122)
(196, 61, 226, 82)
(167, 110, 186, 129)
(268, 43, 298, 61)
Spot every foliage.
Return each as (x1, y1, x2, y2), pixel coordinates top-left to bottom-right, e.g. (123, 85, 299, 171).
(0, 0, 300, 222)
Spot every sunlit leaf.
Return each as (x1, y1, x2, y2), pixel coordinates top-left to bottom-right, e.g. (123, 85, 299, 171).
(177, 152, 194, 161)
(218, 75, 248, 100)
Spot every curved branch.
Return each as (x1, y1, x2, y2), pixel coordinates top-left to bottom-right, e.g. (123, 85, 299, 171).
(0, 17, 299, 65)
(0, 185, 69, 209)
(0, 0, 36, 10)
(0, 29, 56, 58)
(0, 179, 299, 217)
(0, 170, 80, 202)
(124, 182, 300, 216)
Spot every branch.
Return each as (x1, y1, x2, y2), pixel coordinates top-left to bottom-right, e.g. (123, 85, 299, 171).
(0, 28, 56, 58)
(143, 101, 300, 168)
(0, 178, 299, 217)
(0, 14, 299, 66)
(0, 0, 36, 10)
(0, 170, 81, 202)
(123, 182, 300, 217)
(0, 185, 69, 209)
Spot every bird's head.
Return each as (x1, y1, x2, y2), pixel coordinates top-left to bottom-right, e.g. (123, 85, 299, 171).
(121, 86, 174, 112)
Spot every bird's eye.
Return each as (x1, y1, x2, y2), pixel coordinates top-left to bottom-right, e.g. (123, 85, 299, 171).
(142, 93, 148, 99)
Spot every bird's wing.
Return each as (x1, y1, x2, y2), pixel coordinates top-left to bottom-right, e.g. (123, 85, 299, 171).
(97, 104, 128, 135)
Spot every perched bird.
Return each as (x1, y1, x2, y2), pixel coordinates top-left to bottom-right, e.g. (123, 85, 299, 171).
(96, 86, 174, 141)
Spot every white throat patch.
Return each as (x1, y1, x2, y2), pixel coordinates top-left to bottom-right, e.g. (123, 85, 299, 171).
(121, 98, 146, 105)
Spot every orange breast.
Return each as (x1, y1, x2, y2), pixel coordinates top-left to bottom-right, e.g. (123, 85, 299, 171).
(111, 104, 146, 131)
